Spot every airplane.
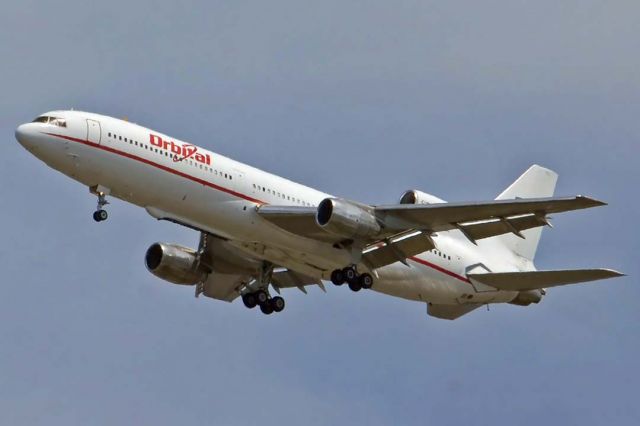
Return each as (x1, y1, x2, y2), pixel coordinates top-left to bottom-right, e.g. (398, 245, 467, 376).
(14, 110, 624, 320)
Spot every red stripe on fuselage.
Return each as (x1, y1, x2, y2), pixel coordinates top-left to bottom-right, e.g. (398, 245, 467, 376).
(408, 256, 472, 284)
(45, 132, 471, 284)
(44, 132, 265, 204)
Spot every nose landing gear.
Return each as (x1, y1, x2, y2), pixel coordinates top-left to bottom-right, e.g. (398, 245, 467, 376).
(90, 185, 110, 222)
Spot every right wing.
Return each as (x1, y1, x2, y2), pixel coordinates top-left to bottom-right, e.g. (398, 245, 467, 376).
(197, 233, 326, 301)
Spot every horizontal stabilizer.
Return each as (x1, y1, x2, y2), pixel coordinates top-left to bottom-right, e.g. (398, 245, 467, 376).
(468, 269, 624, 291)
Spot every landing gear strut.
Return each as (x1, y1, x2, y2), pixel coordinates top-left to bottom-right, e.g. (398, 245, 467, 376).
(330, 266, 374, 292)
(92, 189, 109, 222)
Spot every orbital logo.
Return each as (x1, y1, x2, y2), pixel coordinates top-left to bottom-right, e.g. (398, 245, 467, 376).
(149, 134, 211, 165)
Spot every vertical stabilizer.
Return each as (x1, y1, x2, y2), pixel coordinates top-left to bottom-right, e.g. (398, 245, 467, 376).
(495, 165, 558, 261)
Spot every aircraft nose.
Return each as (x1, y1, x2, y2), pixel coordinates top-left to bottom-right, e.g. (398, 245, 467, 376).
(15, 123, 31, 147)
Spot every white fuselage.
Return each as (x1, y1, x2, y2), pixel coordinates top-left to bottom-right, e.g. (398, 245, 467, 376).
(16, 110, 526, 307)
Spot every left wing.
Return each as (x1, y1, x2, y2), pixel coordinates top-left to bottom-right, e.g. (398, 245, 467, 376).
(375, 196, 603, 233)
(257, 196, 605, 269)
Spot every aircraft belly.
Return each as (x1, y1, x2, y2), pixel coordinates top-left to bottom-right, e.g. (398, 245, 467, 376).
(373, 263, 464, 304)
(372, 258, 517, 305)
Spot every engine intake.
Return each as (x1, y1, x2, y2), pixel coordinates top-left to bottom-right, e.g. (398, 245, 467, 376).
(145, 242, 208, 285)
(316, 198, 381, 240)
(399, 189, 445, 205)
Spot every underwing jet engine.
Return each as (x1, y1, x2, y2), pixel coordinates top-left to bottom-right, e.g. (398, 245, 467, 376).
(145, 242, 208, 285)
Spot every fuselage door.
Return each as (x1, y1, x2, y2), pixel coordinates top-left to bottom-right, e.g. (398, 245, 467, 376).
(86, 119, 101, 144)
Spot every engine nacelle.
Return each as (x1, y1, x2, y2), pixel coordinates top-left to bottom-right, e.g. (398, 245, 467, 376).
(509, 289, 544, 306)
(316, 197, 381, 239)
(145, 242, 208, 285)
(399, 189, 445, 205)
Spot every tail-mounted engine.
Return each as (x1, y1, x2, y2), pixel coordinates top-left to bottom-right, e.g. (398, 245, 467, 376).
(316, 197, 381, 240)
(145, 242, 208, 285)
(509, 289, 544, 306)
(399, 189, 445, 205)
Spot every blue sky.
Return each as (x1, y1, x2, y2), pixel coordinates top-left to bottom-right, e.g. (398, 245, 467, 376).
(1, 1, 638, 424)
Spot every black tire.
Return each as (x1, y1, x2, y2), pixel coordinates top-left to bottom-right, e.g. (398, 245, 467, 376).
(330, 269, 345, 286)
(92, 211, 101, 222)
(242, 293, 258, 309)
(97, 210, 108, 221)
(348, 280, 362, 292)
(343, 267, 357, 283)
(256, 290, 268, 304)
(271, 296, 285, 312)
(260, 301, 274, 315)
(359, 273, 373, 289)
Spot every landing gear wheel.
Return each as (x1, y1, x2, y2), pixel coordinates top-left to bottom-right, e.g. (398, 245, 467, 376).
(93, 210, 108, 222)
(260, 301, 274, 315)
(242, 293, 258, 309)
(256, 290, 268, 304)
(331, 269, 345, 286)
(343, 266, 358, 283)
(348, 280, 362, 292)
(271, 296, 285, 313)
(359, 273, 373, 289)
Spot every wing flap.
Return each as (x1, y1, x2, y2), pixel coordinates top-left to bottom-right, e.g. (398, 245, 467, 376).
(363, 231, 435, 269)
(459, 214, 549, 242)
(202, 272, 247, 302)
(468, 269, 624, 291)
(271, 269, 324, 292)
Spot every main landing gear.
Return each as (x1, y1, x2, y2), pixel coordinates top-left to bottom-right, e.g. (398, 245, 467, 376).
(91, 187, 110, 222)
(241, 289, 285, 315)
(241, 262, 286, 315)
(330, 266, 373, 292)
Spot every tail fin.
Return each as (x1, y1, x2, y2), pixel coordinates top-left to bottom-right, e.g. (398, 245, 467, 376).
(494, 165, 558, 261)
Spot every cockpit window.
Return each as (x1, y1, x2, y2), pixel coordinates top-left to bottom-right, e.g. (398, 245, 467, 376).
(32, 116, 67, 127)
(50, 118, 67, 127)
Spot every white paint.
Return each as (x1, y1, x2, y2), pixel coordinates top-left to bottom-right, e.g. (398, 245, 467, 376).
(14, 110, 613, 319)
